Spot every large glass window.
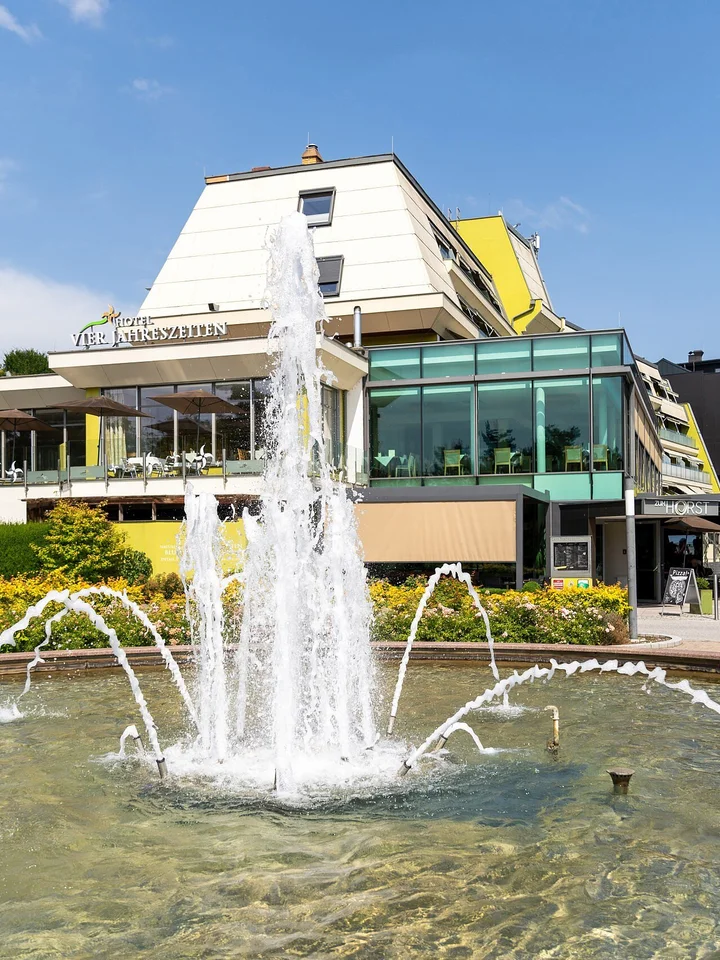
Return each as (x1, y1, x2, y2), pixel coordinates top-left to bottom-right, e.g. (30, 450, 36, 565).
(66, 408, 86, 467)
(103, 387, 138, 467)
(369, 348, 421, 382)
(140, 385, 176, 460)
(422, 343, 474, 379)
(477, 381, 533, 475)
(592, 376, 624, 471)
(215, 381, 251, 461)
(535, 377, 589, 473)
(533, 336, 589, 371)
(369, 388, 421, 478)
(178, 383, 214, 458)
(476, 339, 531, 376)
(35, 409, 65, 471)
(422, 385, 474, 477)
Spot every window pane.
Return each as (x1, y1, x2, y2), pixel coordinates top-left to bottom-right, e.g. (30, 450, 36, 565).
(477, 381, 533, 475)
(301, 193, 332, 217)
(535, 377, 589, 473)
(4, 429, 31, 472)
(316, 256, 343, 297)
(422, 385, 474, 477)
(368, 387, 421, 479)
(533, 335, 589, 371)
(215, 381, 251, 461)
(592, 376, 624, 471)
(176, 383, 213, 458)
(591, 333, 622, 367)
(476, 339, 531, 375)
(368, 348, 421, 381)
(422, 343, 474, 378)
(103, 388, 138, 467)
(140, 385, 177, 460)
(66, 408, 86, 467)
(322, 384, 342, 465)
(35, 409, 65, 471)
(252, 378, 272, 457)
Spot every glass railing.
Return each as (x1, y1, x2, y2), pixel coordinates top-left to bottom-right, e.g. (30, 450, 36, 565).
(658, 427, 696, 448)
(662, 462, 711, 483)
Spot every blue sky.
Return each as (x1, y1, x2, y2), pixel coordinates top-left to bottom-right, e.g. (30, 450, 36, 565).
(0, 0, 717, 362)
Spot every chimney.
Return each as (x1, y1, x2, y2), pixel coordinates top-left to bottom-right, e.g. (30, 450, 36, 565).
(688, 350, 704, 366)
(301, 143, 324, 165)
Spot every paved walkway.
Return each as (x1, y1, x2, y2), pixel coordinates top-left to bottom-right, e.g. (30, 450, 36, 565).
(638, 604, 720, 651)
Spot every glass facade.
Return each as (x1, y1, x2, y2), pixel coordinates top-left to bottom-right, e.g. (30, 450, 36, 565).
(535, 378, 589, 473)
(422, 385, 474, 477)
(140, 385, 176, 461)
(592, 376, 624, 471)
(104, 388, 138, 467)
(422, 343, 474, 379)
(476, 339, 531, 376)
(215, 382, 251, 460)
(532, 336, 589, 372)
(369, 387, 421, 479)
(35, 410, 65, 471)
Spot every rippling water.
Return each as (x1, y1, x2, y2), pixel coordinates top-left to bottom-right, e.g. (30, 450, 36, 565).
(1, 662, 720, 958)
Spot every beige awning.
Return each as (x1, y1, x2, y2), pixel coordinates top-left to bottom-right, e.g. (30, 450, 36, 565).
(355, 500, 516, 563)
(664, 517, 720, 533)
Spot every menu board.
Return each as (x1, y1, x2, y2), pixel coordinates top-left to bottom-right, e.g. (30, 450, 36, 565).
(552, 540, 590, 574)
(662, 567, 700, 608)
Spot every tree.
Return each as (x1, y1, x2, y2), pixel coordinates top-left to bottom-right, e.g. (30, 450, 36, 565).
(33, 501, 128, 581)
(3, 349, 50, 376)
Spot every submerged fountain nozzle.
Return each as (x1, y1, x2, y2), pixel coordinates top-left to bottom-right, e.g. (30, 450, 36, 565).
(607, 767, 634, 794)
(545, 705, 560, 752)
(398, 759, 413, 778)
(156, 758, 168, 779)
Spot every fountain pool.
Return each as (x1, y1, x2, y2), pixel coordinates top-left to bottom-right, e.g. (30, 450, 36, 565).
(2, 663, 720, 958)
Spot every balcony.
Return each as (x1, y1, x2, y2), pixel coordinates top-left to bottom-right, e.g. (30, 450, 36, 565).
(662, 462, 711, 484)
(658, 427, 696, 449)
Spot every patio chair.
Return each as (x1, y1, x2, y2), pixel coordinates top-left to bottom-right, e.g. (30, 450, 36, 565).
(493, 447, 513, 474)
(564, 446, 584, 471)
(593, 444, 609, 470)
(395, 454, 417, 477)
(443, 449, 463, 476)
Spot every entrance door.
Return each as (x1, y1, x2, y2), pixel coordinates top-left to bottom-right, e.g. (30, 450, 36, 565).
(636, 522, 658, 603)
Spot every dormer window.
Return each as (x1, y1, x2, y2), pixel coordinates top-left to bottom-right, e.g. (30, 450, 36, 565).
(299, 189, 335, 226)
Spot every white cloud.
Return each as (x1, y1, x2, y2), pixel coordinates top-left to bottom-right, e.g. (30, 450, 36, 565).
(56, 0, 108, 26)
(503, 196, 591, 235)
(129, 77, 173, 101)
(0, 267, 112, 354)
(0, 5, 41, 41)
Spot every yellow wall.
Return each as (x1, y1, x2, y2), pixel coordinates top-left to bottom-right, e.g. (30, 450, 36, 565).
(84, 387, 101, 467)
(684, 403, 720, 492)
(453, 216, 533, 331)
(116, 520, 247, 574)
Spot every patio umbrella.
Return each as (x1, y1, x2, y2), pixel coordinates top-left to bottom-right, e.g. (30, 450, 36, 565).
(57, 396, 148, 466)
(0, 409, 57, 467)
(149, 390, 241, 453)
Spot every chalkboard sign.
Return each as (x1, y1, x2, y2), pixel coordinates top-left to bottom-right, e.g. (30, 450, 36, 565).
(662, 567, 700, 613)
(551, 537, 591, 578)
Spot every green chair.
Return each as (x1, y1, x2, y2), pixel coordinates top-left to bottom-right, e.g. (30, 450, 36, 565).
(443, 449, 462, 475)
(493, 447, 513, 474)
(564, 446, 583, 471)
(593, 444, 609, 470)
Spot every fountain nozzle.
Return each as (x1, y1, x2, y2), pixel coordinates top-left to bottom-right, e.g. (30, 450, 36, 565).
(607, 767, 634, 794)
(397, 760, 412, 778)
(545, 705, 559, 752)
(156, 758, 168, 779)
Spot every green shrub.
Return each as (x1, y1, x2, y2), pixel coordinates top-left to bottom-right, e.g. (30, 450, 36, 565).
(145, 572, 185, 599)
(697, 577, 710, 591)
(522, 580, 542, 593)
(119, 548, 153, 585)
(0, 523, 47, 577)
(33, 501, 127, 581)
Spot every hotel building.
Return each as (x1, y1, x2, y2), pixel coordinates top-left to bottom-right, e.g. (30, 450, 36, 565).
(1, 146, 718, 600)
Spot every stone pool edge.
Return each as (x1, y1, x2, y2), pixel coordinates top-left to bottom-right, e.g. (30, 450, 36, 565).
(2, 637, 717, 679)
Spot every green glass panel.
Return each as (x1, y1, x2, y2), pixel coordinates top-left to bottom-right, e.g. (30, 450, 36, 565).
(421, 343, 475, 378)
(369, 478, 422, 488)
(477, 474, 533, 487)
(424, 476, 477, 486)
(422, 384, 474, 477)
(476, 338, 531, 375)
(368, 348, 420, 381)
(533, 335, 589, 371)
(534, 377, 589, 473)
(533, 473, 592, 500)
(592, 472, 623, 500)
(592, 376, 624, 472)
(591, 333, 622, 368)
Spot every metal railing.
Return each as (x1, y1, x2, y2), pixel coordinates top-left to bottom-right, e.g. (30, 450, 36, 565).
(658, 427, 696, 448)
(662, 462, 711, 483)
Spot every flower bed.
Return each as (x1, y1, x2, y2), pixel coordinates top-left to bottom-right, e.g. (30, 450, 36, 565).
(369, 577, 630, 646)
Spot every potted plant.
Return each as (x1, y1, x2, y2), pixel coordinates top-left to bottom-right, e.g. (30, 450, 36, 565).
(690, 576, 714, 616)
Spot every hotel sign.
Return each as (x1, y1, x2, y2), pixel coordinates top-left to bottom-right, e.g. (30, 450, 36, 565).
(643, 499, 719, 517)
(72, 305, 227, 349)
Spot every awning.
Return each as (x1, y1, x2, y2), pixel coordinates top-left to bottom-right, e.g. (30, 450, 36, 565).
(355, 500, 516, 563)
(664, 517, 720, 533)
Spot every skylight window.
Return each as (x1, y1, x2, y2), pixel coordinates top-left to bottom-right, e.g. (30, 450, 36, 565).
(316, 256, 343, 297)
(299, 189, 335, 226)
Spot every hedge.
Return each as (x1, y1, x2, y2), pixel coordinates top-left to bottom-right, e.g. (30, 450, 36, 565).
(0, 523, 48, 578)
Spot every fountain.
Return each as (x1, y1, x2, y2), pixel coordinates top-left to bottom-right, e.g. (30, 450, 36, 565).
(3, 213, 720, 953)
